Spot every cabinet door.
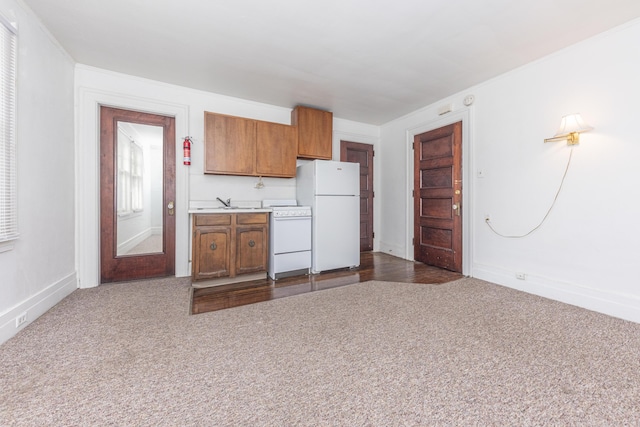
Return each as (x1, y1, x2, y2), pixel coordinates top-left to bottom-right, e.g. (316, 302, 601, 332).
(292, 106, 333, 160)
(255, 121, 297, 177)
(204, 112, 256, 175)
(235, 226, 267, 275)
(193, 227, 231, 280)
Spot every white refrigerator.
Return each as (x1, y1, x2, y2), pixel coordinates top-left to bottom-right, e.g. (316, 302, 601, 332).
(296, 160, 360, 273)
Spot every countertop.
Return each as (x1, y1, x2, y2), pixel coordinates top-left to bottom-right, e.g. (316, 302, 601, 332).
(189, 200, 271, 214)
(188, 207, 272, 214)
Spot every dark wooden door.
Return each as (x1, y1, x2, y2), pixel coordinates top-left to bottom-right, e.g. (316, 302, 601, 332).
(413, 122, 462, 272)
(341, 140, 374, 252)
(100, 107, 176, 283)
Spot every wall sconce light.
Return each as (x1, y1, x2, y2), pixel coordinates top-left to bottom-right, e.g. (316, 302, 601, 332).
(544, 113, 593, 145)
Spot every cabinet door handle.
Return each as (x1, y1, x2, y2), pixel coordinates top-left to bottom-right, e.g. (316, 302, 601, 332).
(248, 240, 255, 248)
(210, 242, 217, 251)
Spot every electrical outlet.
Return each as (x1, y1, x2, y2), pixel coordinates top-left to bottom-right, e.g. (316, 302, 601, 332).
(15, 312, 27, 328)
(516, 272, 526, 280)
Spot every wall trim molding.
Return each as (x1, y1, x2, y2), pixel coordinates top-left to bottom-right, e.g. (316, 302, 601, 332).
(473, 262, 640, 324)
(0, 272, 77, 345)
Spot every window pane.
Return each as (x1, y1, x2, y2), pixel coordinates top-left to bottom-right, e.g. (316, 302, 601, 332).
(0, 18, 17, 242)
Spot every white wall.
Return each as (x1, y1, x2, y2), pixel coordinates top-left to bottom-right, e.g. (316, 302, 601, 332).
(0, 0, 76, 344)
(379, 18, 640, 323)
(76, 66, 380, 288)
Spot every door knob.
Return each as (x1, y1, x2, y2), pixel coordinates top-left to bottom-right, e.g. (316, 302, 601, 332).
(452, 203, 461, 216)
(167, 201, 175, 216)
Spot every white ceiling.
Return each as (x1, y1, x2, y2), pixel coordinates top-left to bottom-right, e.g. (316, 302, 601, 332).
(23, 0, 640, 124)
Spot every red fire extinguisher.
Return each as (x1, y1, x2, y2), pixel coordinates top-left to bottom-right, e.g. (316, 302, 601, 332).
(183, 137, 192, 165)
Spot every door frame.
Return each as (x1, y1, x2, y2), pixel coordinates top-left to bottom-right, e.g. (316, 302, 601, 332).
(77, 88, 190, 288)
(405, 109, 473, 276)
(340, 140, 374, 252)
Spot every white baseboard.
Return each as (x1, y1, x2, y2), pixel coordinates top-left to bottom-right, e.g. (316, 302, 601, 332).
(378, 241, 407, 259)
(0, 272, 77, 345)
(473, 263, 640, 324)
(117, 228, 153, 254)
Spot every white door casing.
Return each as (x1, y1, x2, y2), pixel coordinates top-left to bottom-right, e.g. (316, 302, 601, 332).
(77, 87, 190, 288)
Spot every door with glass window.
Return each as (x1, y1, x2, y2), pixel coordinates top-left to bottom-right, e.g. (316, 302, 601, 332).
(99, 106, 176, 283)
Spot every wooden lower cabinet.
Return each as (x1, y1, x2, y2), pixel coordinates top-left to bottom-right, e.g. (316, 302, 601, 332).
(193, 227, 231, 280)
(236, 226, 267, 275)
(192, 213, 268, 282)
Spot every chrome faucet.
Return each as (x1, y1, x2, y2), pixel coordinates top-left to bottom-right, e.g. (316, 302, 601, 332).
(216, 197, 231, 207)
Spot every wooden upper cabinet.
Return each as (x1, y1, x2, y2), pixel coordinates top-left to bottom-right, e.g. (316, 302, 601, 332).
(204, 111, 297, 178)
(256, 121, 297, 178)
(204, 112, 256, 175)
(291, 106, 333, 160)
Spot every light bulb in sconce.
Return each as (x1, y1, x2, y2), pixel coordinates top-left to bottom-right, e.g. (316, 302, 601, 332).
(255, 176, 265, 189)
(544, 113, 593, 145)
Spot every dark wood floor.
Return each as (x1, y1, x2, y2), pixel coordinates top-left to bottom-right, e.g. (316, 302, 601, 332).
(191, 252, 463, 315)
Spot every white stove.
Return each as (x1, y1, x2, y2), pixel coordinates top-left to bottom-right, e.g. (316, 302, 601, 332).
(270, 206, 312, 218)
(262, 200, 312, 279)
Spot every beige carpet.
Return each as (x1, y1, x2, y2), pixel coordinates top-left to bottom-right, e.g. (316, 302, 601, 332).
(1, 277, 640, 426)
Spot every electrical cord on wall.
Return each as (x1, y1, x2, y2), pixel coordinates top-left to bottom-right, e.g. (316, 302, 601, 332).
(485, 146, 574, 238)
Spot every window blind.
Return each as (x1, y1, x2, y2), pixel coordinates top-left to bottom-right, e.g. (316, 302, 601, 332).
(0, 16, 17, 242)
